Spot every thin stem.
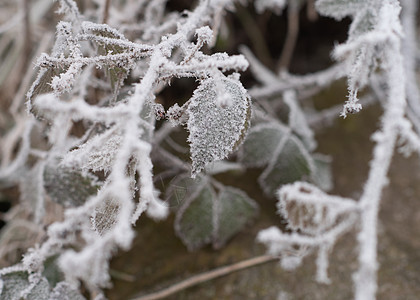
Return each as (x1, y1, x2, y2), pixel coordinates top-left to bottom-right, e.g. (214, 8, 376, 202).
(306, 0, 318, 22)
(235, 3, 272, 67)
(131, 255, 279, 300)
(102, 0, 111, 24)
(277, 5, 300, 72)
(22, 0, 31, 69)
(354, 25, 406, 300)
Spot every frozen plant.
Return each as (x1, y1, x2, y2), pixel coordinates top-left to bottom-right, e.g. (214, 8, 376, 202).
(0, 0, 254, 298)
(0, 0, 418, 299)
(255, 0, 420, 300)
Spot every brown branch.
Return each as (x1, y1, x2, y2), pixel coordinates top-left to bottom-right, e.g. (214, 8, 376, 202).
(102, 0, 111, 24)
(277, 6, 300, 72)
(235, 4, 273, 67)
(131, 254, 279, 300)
(23, 0, 31, 63)
(306, 0, 319, 22)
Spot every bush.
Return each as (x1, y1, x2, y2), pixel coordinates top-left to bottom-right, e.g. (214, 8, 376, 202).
(0, 0, 418, 299)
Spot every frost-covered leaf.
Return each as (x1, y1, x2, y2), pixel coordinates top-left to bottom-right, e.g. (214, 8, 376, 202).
(26, 275, 50, 300)
(239, 122, 289, 167)
(315, 0, 366, 20)
(91, 195, 120, 235)
(49, 282, 86, 300)
(44, 164, 101, 207)
(187, 77, 251, 177)
(0, 270, 51, 300)
(62, 128, 121, 173)
(277, 182, 357, 235)
(213, 187, 258, 249)
(175, 183, 215, 251)
(259, 136, 313, 195)
(83, 22, 129, 93)
(27, 67, 63, 117)
(348, 8, 377, 40)
(0, 270, 30, 300)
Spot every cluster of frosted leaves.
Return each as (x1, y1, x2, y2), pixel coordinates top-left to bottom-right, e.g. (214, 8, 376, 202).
(166, 174, 258, 251)
(0, 268, 84, 300)
(187, 77, 251, 178)
(43, 164, 101, 207)
(238, 122, 332, 195)
(278, 182, 355, 235)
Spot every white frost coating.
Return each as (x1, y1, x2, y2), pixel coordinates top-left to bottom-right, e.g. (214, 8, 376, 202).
(254, 0, 287, 15)
(8, 0, 250, 292)
(2, 0, 417, 298)
(187, 76, 251, 177)
(145, 195, 170, 221)
(283, 89, 316, 150)
(277, 182, 358, 235)
(316, 244, 332, 284)
(254, 1, 413, 299)
(256, 226, 286, 255)
(62, 130, 122, 173)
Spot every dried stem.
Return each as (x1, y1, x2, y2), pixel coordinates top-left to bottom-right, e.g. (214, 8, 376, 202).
(277, 5, 300, 72)
(131, 254, 279, 300)
(102, 0, 111, 24)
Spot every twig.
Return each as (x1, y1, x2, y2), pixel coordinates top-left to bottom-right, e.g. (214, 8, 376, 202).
(235, 3, 272, 67)
(131, 254, 279, 300)
(306, 0, 318, 22)
(109, 269, 136, 282)
(102, 0, 111, 24)
(277, 4, 300, 72)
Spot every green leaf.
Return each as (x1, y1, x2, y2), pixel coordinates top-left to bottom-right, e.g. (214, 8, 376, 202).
(165, 174, 204, 208)
(259, 136, 313, 195)
(43, 164, 101, 207)
(187, 77, 251, 177)
(42, 256, 64, 288)
(311, 154, 333, 192)
(175, 184, 215, 251)
(213, 187, 258, 249)
(172, 174, 258, 250)
(239, 122, 289, 167)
